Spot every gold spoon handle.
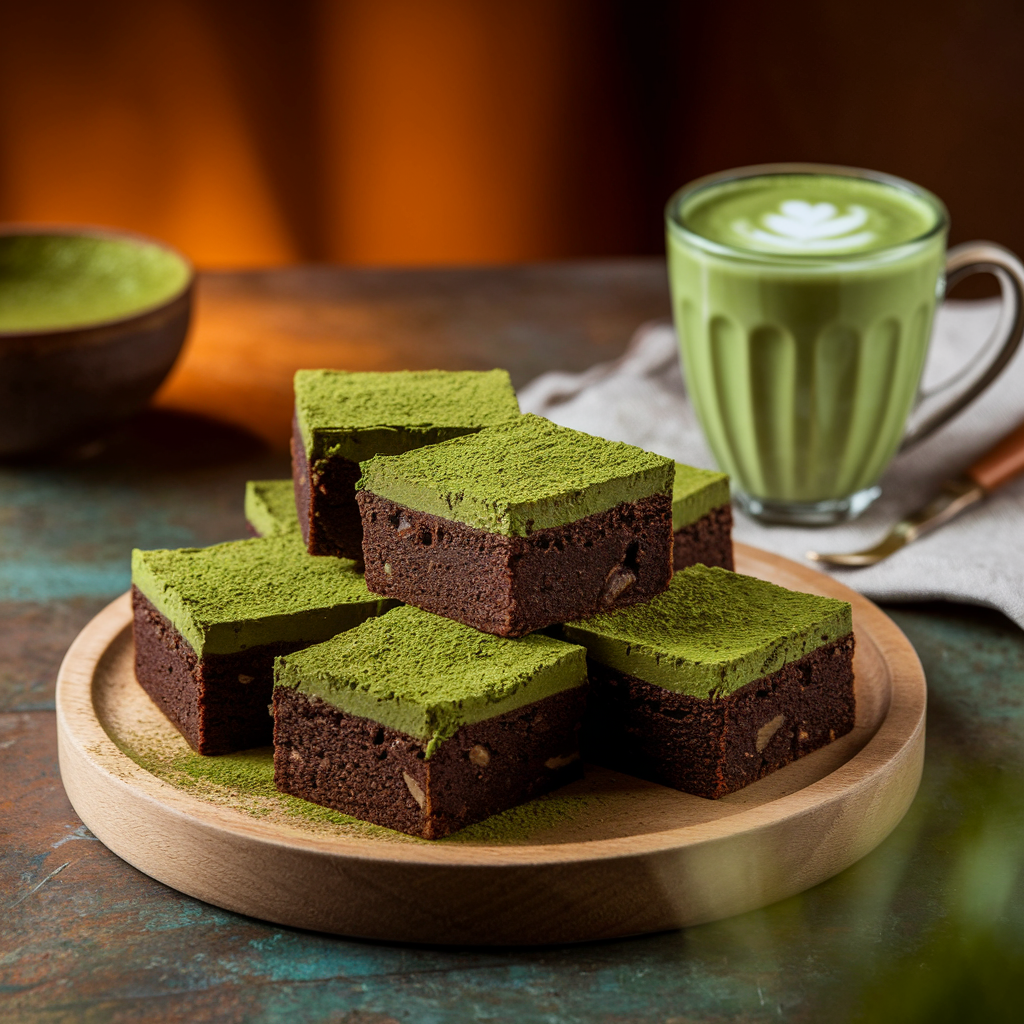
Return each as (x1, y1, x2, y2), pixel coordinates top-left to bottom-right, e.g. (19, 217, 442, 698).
(967, 417, 1024, 492)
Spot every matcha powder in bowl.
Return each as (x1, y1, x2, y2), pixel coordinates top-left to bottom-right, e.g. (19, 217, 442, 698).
(0, 232, 191, 332)
(0, 226, 194, 456)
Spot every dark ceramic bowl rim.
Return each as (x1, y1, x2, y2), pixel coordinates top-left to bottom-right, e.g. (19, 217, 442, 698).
(0, 224, 195, 339)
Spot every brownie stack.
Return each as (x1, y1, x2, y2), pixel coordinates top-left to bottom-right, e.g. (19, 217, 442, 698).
(131, 366, 855, 840)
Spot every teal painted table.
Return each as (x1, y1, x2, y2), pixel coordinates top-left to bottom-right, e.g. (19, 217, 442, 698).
(2, 263, 1022, 1023)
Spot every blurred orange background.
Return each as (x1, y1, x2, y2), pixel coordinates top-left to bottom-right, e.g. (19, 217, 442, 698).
(2, 0, 1023, 269)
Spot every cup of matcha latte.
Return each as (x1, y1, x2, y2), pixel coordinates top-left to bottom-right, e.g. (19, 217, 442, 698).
(666, 164, 1024, 525)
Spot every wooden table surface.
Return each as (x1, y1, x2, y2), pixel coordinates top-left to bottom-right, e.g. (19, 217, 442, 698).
(3, 261, 1023, 1023)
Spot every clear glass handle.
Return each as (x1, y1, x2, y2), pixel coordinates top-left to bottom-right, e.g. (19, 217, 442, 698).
(900, 241, 1024, 451)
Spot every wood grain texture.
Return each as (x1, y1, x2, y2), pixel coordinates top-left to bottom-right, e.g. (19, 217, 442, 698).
(154, 261, 671, 450)
(55, 543, 926, 946)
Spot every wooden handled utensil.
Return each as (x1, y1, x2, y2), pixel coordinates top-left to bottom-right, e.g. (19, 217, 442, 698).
(807, 418, 1024, 567)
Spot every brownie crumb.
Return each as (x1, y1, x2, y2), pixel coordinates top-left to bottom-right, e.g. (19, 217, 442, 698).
(358, 491, 673, 637)
(673, 504, 734, 572)
(582, 634, 855, 798)
(273, 686, 587, 839)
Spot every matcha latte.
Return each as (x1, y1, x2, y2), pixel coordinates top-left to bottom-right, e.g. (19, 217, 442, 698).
(681, 174, 938, 256)
(666, 166, 947, 523)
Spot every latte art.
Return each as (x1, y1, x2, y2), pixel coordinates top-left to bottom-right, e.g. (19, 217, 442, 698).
(675, 172, 939, 259)
(733, 200, 876, 252)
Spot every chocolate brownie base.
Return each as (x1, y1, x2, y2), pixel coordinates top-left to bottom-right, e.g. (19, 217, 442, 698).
(132, 587, 310, 755)
(673, 504, 734, 572)
(273, 685, 587, 839)
(291, 415, 363, 559)
(357, 491, 673, 637)
(583, 634, 855, 799)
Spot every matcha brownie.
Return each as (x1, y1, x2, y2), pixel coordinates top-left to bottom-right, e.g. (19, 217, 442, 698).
(672, 463, 734, 572)
(132, 535, 392, 755)
(273, 605, 589, 839)
(356, 414, 675, 637)
(245, 479, 300, 537)
(292, 369, 520, 559)
(561, 565, 855, 798)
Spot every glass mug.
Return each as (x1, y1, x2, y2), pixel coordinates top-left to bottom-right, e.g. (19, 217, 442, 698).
(665, 163, 1024, 525)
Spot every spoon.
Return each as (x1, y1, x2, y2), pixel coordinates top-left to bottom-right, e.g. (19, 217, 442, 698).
(807, 418, 1024, 567)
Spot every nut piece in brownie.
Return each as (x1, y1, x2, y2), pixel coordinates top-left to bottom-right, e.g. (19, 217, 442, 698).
(561, 565, 855, 798)
(356, 413, 675, 637)
(131, 535, 392, 755)
(272, 605, 589, 839)
(292, 369, 520, 559)
(245, 479, 301, 537)
(672, 463, 734, 571)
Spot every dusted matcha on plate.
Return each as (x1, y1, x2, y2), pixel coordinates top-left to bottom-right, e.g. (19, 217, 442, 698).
(356, 413, 675, 637)
(272, 605, 589, 839)
(562, 564, 855, 798)
(291, 369, 520, 559)
(131, 535, 393, 755)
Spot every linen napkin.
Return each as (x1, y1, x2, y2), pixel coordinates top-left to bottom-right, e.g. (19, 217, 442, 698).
(517, 300, 1024, 629)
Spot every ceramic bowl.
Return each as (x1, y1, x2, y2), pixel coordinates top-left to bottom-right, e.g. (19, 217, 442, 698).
(0, 225, 194, 457)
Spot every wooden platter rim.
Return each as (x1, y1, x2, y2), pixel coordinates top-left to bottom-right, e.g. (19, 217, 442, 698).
(56, 542, 926, 869)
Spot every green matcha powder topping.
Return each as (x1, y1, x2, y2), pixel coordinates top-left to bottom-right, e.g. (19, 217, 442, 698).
(244, 479, 301, 537)
(562, 564, 852, 699)
(672, 463, 730, 530)
(275, 605, 587, 757)
(295, 368, 521, 463)
(132, 534, 390, 658)
(358, 413, 674, 536)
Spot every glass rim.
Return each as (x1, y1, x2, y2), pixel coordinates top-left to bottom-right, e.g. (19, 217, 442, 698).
(665, 162, 949, 265)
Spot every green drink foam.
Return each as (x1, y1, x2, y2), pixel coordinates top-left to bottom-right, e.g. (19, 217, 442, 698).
(0, 234, 190, 332)
(679, 173, 939, 258)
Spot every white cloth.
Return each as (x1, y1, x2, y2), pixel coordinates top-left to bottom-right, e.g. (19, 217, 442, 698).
(517, 300, 1024, 629)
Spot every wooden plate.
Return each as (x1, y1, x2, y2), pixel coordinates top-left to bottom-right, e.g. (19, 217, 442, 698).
(56, 543, 925, 945)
